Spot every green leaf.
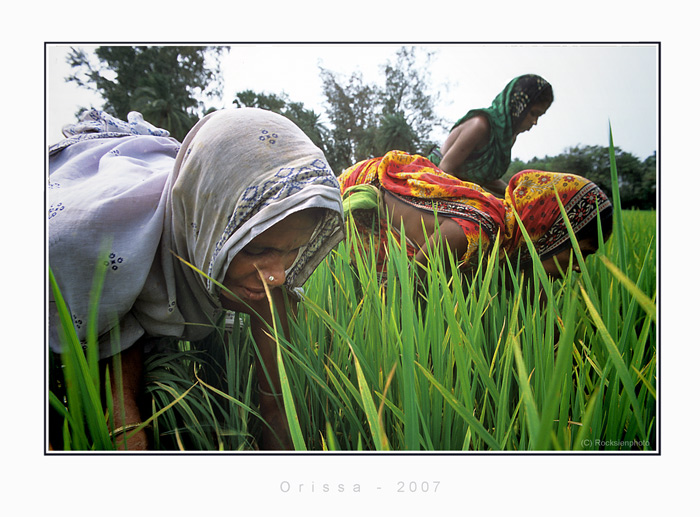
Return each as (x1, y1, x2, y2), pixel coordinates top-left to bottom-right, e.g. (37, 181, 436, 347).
(348, 342, 389, 450)
(415, 362, 500, 450)
(579, 283, 645, 433)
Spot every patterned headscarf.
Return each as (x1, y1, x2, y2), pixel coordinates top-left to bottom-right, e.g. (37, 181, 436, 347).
(49, 108, 344, 358)
(504, 170, 612, 263)
(508, 74, 552, 129)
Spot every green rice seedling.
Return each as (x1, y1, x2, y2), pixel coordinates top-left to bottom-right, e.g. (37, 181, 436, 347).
(275, 138, 656, 451)
(48, 269, 105, 450)
(49, 256, 263, 451)
(48, 132, 656, 452)
(48, 261, 150, 451)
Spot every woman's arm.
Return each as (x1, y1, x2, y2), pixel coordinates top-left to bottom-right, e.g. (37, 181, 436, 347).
(385, 193, 468, 277)
(248, 287, 295, 450)
(106, 342, 149, 450)
(412, 218, 468, 276)
(482, 178, 508, 196)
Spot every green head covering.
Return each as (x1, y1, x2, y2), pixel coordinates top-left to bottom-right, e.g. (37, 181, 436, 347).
(342, 184, 384, 214)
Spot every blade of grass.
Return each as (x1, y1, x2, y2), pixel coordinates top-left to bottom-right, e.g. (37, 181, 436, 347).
(534, 285, 578, 449)
(415, 362, 500, 450)
(511, 335, 540, 448)
(598, 255, 656, 321)
(49, 268, 112, 449)
(573, 388, 600, 451)
(276, 342, 307, 451)
(348, 342, 389, 450)
(579, 283, 645, 433)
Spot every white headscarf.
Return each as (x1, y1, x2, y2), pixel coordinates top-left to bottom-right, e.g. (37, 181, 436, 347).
(49, 108, 344, 358)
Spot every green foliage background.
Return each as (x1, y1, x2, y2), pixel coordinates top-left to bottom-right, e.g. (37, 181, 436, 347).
(65, 45, 655, 209)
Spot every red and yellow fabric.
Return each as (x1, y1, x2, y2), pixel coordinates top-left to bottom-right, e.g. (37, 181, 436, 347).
(339, 150, 611, 270)
(340, 150, 507, 268)
(506, 170, 611, 262)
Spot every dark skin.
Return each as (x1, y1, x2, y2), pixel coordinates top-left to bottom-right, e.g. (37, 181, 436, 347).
(541, 237, 599, 279)
(384, 191, 602, 284)
(438, 102, 550, 196)
(107, 343, 148, 450)
(222, 286, 296, 450)
(383, 192, 468, 277)
(106, 209, 320, 451)
(219, 210, 321, 450)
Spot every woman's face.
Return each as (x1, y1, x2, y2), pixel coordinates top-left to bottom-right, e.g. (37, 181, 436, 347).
(540, 237, 599, 279)
(514, 101, 550, 135)
(220, 210, 318, 308)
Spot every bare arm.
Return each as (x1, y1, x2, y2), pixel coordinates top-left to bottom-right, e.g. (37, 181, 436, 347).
(385, 193, 468, 277)
(412, 218, 468, 276)
(248, 287, 295, 450)
(106, 342, 148, 450)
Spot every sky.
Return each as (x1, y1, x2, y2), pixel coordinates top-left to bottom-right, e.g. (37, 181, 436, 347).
(46, 43, 658, 162)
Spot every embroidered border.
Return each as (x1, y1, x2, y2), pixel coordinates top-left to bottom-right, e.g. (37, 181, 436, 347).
(206, 159, 341, 289)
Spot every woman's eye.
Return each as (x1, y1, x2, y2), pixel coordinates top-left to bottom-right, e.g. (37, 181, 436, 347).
(243, 247, 300, 258)
(242, 247, 267, 256)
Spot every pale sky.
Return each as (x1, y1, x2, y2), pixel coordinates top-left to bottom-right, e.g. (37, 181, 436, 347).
(46, 43, 658, 162)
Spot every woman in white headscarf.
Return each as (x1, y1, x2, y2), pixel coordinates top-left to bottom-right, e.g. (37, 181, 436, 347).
(49, 108, 344, 450)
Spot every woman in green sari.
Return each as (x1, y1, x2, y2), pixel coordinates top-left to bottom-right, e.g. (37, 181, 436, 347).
(428, 74, 553, 196)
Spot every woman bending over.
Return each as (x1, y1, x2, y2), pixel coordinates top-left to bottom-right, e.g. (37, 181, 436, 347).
(49, 108, 344, 450)
(340, 150, 611, 281)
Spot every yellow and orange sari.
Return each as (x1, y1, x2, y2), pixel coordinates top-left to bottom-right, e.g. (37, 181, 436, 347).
(339, 150, 611, 271)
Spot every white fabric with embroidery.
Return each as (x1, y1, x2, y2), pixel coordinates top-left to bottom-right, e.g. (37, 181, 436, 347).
(49, 108, 344, 358)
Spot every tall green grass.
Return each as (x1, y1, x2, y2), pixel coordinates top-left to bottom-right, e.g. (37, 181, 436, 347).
(273, 205, 656, 451)
(47, 145, 657, 452)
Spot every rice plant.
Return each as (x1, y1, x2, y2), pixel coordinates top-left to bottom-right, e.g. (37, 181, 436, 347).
(283, 204, 656, 451)
(47, 140, 657, 452)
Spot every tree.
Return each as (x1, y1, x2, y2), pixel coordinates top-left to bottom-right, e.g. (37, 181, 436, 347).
(319, 68, 381, 171)
(621, 151, 656, 210)
(66, 46, 227, 140)
(320, 46, 443, 172)
(375, 112, 419, 154)
(379, 47, 440, 153)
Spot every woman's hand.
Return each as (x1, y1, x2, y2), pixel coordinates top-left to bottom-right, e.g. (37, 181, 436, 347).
(107, 343, 149, 451)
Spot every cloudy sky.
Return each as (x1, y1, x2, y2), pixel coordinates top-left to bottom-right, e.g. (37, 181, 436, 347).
(46, 43, 658, 162)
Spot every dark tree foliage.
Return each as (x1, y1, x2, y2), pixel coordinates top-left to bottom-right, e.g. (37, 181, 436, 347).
(380, 47, 439, 151)
(66, 46, 226, 140)
(319, 68, 381, 172)
(319, 47, 443, 172)
(506, 145, 657, 210)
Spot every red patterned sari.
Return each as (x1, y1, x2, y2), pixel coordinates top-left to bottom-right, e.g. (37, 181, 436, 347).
(339, 150, 611, 270)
